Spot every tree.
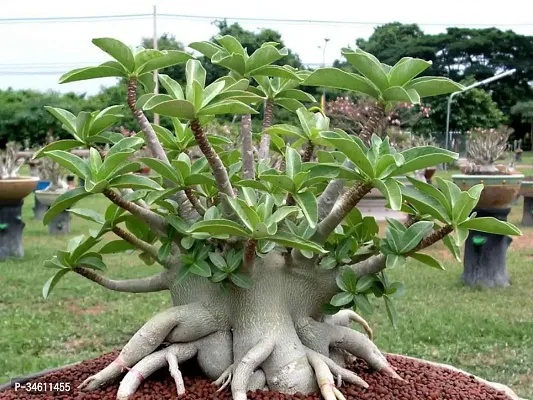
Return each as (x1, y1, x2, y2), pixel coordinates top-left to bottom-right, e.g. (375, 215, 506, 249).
(36, 38, 521, 400)
(511, 101, 533, 137)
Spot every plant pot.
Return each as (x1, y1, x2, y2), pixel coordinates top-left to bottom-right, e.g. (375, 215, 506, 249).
(0, 177, 39, 201)
(519, 177, 533, 226)
(33, 180, 51, 220)
(35, 190, 65, 206)
(452, 174, 524, 209)
(519, 176, 533, 197)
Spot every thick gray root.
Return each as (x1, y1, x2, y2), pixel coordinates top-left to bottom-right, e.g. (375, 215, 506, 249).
(324, 310, 373, 340)
(78, 303, 216, 391)
(116, 343, 197, 399)
(306, 350, 347, 400)
(231, 338, 275, 400)
(305, 348, 368, 389)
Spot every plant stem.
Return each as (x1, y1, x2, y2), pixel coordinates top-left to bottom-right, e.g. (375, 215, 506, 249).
(313, 182, 373, 244)
(242, 239, 257, 275)
(258, 100, 274, 162)
(112, 226, 159, 259)
(302, 141, 315, 163)
(184, 187, 205, 216)
(189, 119, 235, 200)
(359, 103, 386, 145)
(73, 267, 170, 293)
(241, 114, 255, 180)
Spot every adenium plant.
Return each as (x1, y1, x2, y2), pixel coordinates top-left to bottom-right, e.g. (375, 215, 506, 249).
(465, 126, 513, 174)
(37, 38, 521, 400)
(0, 142, 24, 179)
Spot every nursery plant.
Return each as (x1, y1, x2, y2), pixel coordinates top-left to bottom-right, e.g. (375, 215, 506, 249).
(36, 38, 522, 400)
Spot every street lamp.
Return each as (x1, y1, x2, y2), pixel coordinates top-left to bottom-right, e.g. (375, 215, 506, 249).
(445, 69, 517, 153)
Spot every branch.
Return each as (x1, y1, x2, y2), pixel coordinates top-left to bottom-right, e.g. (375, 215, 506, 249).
(317, 179, 346, 221)
(313, 182, 373, 244)
(242, 239, 257, 276)
(184, 187, 205, 216)
(103, 189, 169, 235)
(302, 141, 315, 163)
(241, 114, 255, 180)
(74, 267, 170, 293)
(127, 78, 169, 163)
(258, 100, 274, 162)
(359, 102, 386, 145)
(189, 119, 235, 200)
(347, 225, 454, 277)
(127, 78, 197, 222)
(112, 226, 158, 259)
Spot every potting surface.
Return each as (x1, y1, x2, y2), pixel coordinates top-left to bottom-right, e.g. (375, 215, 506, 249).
(0, 350, 513, 400)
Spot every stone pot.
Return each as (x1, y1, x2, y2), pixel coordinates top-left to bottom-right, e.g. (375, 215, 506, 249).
(519, 176, 533, 197)
(0, 177, 39, 201)
(452, 174, 524, 209)
(35, 190, 66, 206)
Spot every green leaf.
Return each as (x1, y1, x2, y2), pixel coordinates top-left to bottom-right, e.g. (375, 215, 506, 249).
(319, 130, 374, 178)
(330, 292, 354, 307)
(268, 206, 300, 225)
(33, 139, 83, 159)
(212, 52, 246, 76)
(230, 273, 252, 289)
(144, 99, 196, 120)
(45, 150, 90, 178)
(302, 68, 380, 99)
(211, 271, 228, 283)
(59, 64, 126, 83)
(406, 176, 451, 216)
(276, 89, 316, 103)
(158, 240, 172, 261)
(216, 35, 245, 56)
(389, 57, 432, 87)
(43, 188, 90, 225)
(100, 240, 135, 254)
(260, 172, 295, 192)
(89, 148, 102, 174)
(250, 65, 300, 80)
(43, 107, 78, 138)
(77, 255, 106, 271)
(319, 256, 337, 270)
(191, 219, 251, 237)
(43, 269, 70, 299)
(442, 235, 461, 262)
(372, 178, 402, 211)
(202, 80, 227, 107)
(97, 151, 135, 180)
(343, 269, 358, 293)
(452, 188, 482, 224)
(246, 45, 287, 73)
(68, 208, 105, 225)
(266, 232, 326, 253)
(459, 217, 522, 236)
(138, 50, 192, 74)
(353, 294, 373, 316)
(190, 260, 212, 277)
(356, 275, 376, 293)
(386, 254, 406, 269)
(189, 41, 223, 58)
(285, 147, 302, 180)
(198, 100, 258, 116)
(92, 37, 135, 72)
(208, 252, 227, 270)
(293, 191, 318, 229)
(394, 146, 458, 175)
(399, 221, 434, 253)
(410, 252, 444, 270)
(186, 58, 206, 90)
(437, 178, 463, 208)
(342, 48, 389, 91)
(158, 74, 184, 100)
(401, 186, 450, 224)
(406, 76, 464, 97)
(139, 157, 182, 185)
(383, 86, 417, 103)
(384, 295, 398, 328)
(108, 175, 162, 190)
(275, 98, 305, 112)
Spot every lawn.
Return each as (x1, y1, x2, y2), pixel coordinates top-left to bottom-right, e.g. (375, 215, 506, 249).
(0, 175, 532, 399)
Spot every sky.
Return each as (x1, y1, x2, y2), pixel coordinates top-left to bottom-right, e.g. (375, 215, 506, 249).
(2, 0, 533, 96)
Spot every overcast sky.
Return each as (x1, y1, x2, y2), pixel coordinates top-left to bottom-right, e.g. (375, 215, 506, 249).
(2, 0, 533, 96)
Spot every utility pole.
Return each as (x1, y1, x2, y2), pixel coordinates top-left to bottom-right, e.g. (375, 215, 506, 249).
(444, 68, 516, 170)
(152, 5, 160, 125)
(320, 38, 330, 111)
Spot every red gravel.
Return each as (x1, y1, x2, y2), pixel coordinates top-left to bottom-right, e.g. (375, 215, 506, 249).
(0, 350, 513, 400)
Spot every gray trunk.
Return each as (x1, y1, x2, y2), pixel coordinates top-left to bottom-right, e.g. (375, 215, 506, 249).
(522, 196, 533, 226)
(33, 194, 48, 220)
(463, 207, 511, 288)
(0, 200, 25, 260)
(48, 210, 71, 235)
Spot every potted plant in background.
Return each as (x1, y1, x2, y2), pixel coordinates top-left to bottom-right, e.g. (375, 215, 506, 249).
(35, 146, 72, 235)
(452, 126, 524, 287)
(519, 175, 533, 226)
(0, 142, 39, 260)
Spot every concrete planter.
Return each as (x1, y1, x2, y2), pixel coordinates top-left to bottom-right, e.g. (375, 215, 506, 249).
(0, 177, 39, 201)
(452, 174, 524, 209)
(35, 190, 65, 206)
(519, 178, 533, 226)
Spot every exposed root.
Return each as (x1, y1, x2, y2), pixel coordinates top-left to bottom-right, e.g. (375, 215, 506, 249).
(117, 343, 197, 399)
(231, 338, 275, 400)
(325, 309, 373, 340)
(306, 350, 347, 400)
(79, 303, 219, 392)
(213, 364, 233, 392)
(305, 348, 368, 389)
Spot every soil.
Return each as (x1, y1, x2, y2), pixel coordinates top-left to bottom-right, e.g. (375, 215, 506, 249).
(0, 350, 514, 400)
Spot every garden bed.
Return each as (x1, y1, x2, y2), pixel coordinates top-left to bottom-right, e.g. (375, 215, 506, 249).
(0, 349, 520, 400)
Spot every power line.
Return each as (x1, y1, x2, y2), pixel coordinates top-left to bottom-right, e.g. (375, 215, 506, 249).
(1, 12, 531, 27)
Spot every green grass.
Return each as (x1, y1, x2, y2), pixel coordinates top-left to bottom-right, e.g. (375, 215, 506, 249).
(1, 187, 532, 399)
